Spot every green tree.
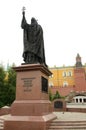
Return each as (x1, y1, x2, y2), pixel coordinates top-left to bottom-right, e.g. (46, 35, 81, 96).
(0, 64, 16, 107)
(0, 65, 7, 107)
(6, 64, 16, 106)
(49, 90, 62, 101)
(53, 91, 61, 100)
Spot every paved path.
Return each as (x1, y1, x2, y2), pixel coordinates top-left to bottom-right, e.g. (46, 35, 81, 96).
(54, 112, 86, 121)
(0, 112, 86, 121)
(0, 112, 86, 130)
(0, 114, 11, 120)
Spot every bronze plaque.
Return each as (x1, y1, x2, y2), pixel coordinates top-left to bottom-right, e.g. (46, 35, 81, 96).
(41, 76, 48, 93)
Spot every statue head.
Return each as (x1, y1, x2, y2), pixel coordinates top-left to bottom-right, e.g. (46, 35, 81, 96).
(31, 17, 38, 26)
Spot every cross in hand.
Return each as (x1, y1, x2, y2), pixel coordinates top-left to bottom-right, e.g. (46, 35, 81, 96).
(22, 6, 26, 12)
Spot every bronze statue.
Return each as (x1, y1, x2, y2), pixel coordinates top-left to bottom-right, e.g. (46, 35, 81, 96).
(21, 7, 47, 66)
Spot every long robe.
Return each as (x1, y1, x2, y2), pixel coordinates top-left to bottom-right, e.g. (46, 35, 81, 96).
(21, 15, 46, 65)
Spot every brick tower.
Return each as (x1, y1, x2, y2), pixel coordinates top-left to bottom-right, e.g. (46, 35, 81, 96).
(74, 53, 86, 92)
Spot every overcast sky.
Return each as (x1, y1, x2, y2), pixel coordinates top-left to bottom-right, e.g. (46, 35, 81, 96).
(0, 0, 86, 67)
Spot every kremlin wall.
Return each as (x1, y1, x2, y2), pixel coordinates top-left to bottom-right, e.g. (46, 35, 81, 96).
(49, 53, 86, 97)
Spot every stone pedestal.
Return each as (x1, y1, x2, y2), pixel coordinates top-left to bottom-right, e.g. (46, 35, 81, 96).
(4, 64, 57, 130)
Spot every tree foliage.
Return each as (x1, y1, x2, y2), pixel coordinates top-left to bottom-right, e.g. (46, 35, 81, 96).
(0, 64, 16, 107)
(49, 90, 63, 101)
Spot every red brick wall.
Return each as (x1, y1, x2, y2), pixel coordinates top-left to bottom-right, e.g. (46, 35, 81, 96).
(74, 68, 86, 92)
(50, 86, 75, 96)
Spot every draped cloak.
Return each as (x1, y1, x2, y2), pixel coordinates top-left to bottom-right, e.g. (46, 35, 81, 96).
(21, 14, 46, 65)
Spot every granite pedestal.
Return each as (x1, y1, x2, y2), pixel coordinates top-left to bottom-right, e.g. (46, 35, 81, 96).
(4, 64, 57, 130)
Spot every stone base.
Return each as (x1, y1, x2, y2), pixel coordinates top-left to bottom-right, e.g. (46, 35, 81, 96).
(4, 113, 56, 130)
(11, 100, 53, 116)
(4, 64, 57, 130)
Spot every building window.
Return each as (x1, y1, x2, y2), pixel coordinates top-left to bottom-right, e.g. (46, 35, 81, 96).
(63, 81, 68, 87)
(80, 98, 82, 103)
(63, 72, 66, 77)
(49, 82, 54, 88)
(76, 99, 78, 103)
(67, 71, 72, 77)
(83, 98, 86, 102)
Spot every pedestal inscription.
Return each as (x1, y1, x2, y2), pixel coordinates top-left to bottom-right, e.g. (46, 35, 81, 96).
(21, 77, 35, 91)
